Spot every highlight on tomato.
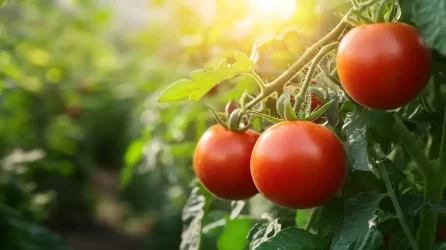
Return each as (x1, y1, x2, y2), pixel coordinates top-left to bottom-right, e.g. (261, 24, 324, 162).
(250, 121, 347, 209)
(193, 124, 260, 200)
(336, 22, 431, 110)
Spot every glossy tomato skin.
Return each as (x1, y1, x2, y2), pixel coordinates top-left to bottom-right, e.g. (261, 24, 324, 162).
(194, 125, 260, 200)
(337, 22, 431, 110)
(251, 121, 347, 209)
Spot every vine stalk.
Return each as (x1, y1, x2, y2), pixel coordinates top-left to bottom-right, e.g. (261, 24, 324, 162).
(377, 162, 419, 250)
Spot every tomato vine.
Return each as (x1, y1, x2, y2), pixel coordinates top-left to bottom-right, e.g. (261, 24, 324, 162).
(157, 0, 446, 249)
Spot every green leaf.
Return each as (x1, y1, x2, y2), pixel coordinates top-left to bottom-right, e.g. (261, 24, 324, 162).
(256, 227, 330, 250)
(247, 111, 284, 124)
(248, 218, 283, 249)
(434, 243, 446, 250)
(120, 139, 146, 187)
(158, 52, 253, 102)
(343, 108, 372, 172)
(180, 182, 214, 250)
(276, 90, 297, 121)
(333, 192, 387, 250)
(302, 99, 334, 121)
(411, 0, 446, 55)
(217, 217, 253, 250)
(0, 0, 6, 7)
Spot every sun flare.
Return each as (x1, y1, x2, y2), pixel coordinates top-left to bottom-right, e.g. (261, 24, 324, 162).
(246, 0, 297, 20)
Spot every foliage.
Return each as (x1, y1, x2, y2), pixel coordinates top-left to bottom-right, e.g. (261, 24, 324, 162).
(152, 0, 446, 249)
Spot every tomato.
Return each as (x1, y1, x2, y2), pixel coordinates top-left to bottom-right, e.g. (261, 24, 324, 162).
(336, 22, 431, 110)
(193, 125, 260, 200)
(250, 121, 347, 209)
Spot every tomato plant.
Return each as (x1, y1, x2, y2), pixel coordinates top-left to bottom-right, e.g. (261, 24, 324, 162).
(251, 121, 347, 209)
(155, 0, 446, 249)
(337, 22, 432, 110)
(193, 124, 259, 200)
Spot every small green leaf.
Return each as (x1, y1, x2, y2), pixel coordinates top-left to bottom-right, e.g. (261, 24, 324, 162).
(333, 192, 387, 250)
(302, 99, 334, 121)
(247, 111, 284, 124)
(217, 217, 253, 250)
(158, 52, 253, 102)
(0, 0, 6, 7)
(412, 0, 446, 55)
(256, 227, 330, 250)
(276, 90, 297, 120)
(180, 182, 214, 250)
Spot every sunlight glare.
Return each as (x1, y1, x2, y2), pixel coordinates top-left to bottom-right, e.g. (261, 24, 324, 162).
(247, 0, 297, 20)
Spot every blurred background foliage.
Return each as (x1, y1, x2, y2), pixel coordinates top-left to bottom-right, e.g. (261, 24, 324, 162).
(0, 0, 334, 249)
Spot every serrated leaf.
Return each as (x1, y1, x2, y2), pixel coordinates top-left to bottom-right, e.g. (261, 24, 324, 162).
(180, 182, 214, 250)
(159, 52, 253, 102)
(276, 90, 297, 120)
(217, 217, 253, 250)
(343, 108, 373, 172)
(248, 218, 283, 250)
(256, 227, 330, 250)
(333, 192, 387, 250)
(412, 0, 446, 55)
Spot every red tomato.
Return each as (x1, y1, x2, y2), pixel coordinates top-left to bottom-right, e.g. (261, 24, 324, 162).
(193, 125, 260, 200)
(337, 23, 431, 110)
(250, 121, 347, 209)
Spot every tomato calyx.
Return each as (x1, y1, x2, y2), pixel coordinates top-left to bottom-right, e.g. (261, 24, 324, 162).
(208, 101, 252, 133)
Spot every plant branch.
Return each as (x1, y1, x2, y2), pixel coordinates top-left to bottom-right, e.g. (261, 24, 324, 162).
(293, 42, 338, 112)
(377, 162, 419, 250)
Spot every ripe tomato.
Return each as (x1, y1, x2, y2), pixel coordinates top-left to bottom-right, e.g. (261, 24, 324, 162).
(250, 121, 347, 209)
(337, 22, 431, 110)
(193, 125, 260, 200)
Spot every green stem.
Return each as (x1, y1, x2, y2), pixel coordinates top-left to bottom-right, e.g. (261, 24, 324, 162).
(350, 0, 359, 8)
(417, 177, 443, 250)
(392, 115, 432, 178)
(417, 105, 446, 249)
(439, 104, 446, 172)
(293, 42, 338, 112)
(378, 162, 419, 250)
(304, 207, 322, 231)
(241, 19, 347, 112)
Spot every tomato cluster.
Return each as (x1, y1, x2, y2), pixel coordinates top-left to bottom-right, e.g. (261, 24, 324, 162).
(193, 120, 347, 209)
(193, 22, 431, 211)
